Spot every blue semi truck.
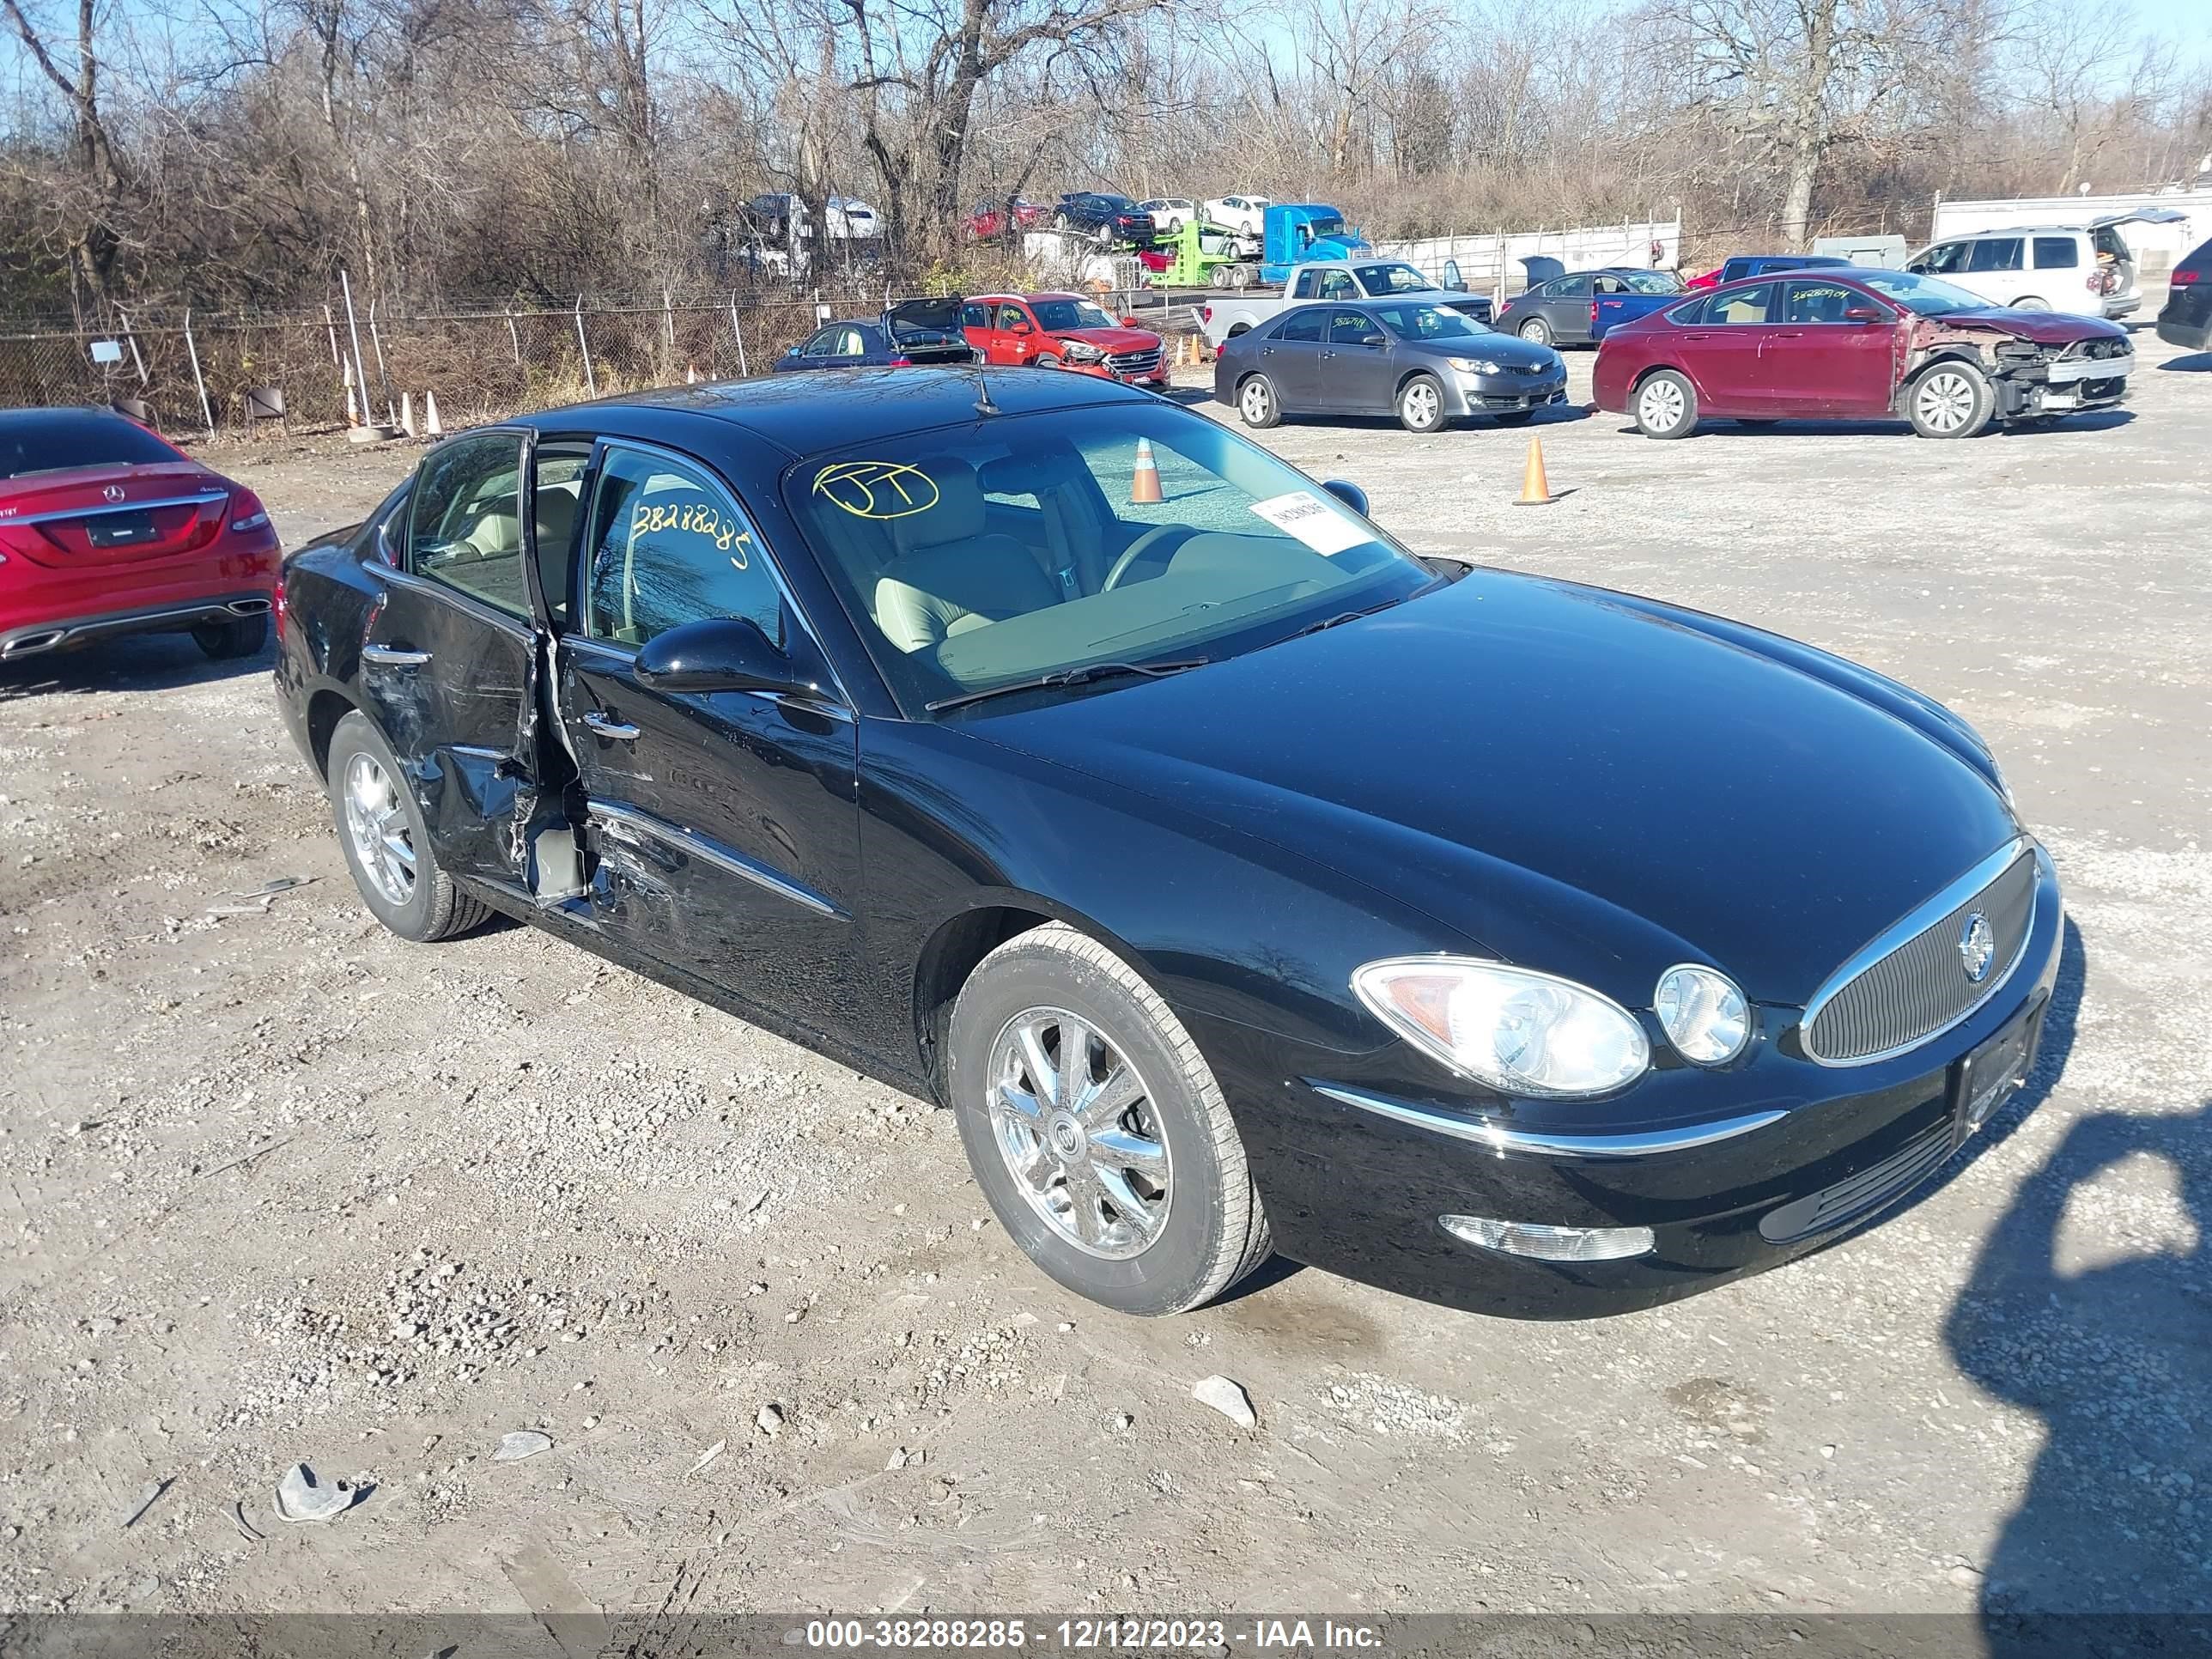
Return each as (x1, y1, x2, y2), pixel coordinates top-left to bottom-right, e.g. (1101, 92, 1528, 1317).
(1204, 204, 1370, 289)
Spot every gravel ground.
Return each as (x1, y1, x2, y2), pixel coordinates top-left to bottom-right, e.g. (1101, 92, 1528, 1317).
(2, 331, 2208, 1630)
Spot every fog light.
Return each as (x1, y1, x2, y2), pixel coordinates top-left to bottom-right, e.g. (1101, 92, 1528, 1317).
(1442, 1215, 1655, 1261)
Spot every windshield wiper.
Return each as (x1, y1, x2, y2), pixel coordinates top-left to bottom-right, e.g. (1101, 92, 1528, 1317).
(926, 657, 1210, 714)
(1283, 597, 1407, 641)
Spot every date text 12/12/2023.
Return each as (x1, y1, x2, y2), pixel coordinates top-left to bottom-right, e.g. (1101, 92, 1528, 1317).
(799, 1617, 1386, 1650)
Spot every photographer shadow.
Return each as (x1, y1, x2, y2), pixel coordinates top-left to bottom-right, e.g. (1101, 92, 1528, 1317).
(1945, 1042, 2212, 1648)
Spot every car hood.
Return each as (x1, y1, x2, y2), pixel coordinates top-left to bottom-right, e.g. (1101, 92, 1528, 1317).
(1938, 307, 2128, 344)
(965, 571, 2019, 1007)
(1406, 333, 1558, 371)
(1057, 326, 1159, 352)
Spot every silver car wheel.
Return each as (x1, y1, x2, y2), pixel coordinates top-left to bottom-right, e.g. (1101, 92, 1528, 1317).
(1915, 369, 1977, 434)
(1240, 380, 1272, 422)
(1638, 377, 1686, 432)
(343, 750, 416, 907)
(1401, 380, 1441, 428)
(988, 1006, 1171, 1261)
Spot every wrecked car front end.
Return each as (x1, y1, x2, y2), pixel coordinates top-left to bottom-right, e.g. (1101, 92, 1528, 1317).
(1900, 315, 2132, 424)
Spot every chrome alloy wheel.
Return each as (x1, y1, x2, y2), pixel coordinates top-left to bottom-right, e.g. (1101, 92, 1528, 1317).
(343, 750, 416, 906)
(1914, 369, 1978, 434)
(1638, 376, 1686, 432)
(988, 1006, 1171, 1259)
(1239, 379, 1273, 423)
(1401, 379, 1441, 428)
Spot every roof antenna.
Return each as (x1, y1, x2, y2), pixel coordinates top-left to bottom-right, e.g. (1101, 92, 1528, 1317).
(972, 359, 1001, 417)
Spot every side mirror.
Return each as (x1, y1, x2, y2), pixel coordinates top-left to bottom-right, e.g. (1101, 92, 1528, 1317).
(1321, 478, 1370, 518)
(1843, 306, 1884, 323)
(634, 617, 811, 697)
(1011, 320, 1033, 336)
(1358, 333, 1387, 349)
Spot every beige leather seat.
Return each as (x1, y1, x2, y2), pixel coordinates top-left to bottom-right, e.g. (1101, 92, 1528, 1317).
(874, 459, 1059, 653)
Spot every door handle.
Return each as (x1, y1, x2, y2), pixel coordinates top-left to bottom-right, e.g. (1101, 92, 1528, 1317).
(362, 643, 431, 666)
(582, 710, 641, 741)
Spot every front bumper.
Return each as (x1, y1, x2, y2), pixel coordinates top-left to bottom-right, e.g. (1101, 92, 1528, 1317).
(1449, 370, 1569, 416)
(2156, 310, 2211, 351)
(1199, 848, 2063, 1320)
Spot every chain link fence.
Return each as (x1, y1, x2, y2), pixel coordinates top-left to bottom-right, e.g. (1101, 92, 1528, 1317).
(0, 292, 874, 436)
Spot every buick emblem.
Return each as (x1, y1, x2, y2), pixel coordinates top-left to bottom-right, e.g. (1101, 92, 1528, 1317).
(102, 484, 126, 502)
(1959, 913, 1996, 983)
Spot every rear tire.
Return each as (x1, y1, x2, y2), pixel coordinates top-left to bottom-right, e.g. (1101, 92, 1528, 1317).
(1237, 374, 1280, 428)
(191, 612, 267, 659)
(946, 922, 1271, 1316)
(1518, 316, 1553, 347)
(1396, 373, 1449, 433)
(1633, 369, 1698, 439)
(326, 711, 491, 944)
(1907, 361, 1995, 439)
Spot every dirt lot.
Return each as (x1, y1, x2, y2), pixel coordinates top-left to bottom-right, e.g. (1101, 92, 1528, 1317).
(3, 331, 2209, 1634)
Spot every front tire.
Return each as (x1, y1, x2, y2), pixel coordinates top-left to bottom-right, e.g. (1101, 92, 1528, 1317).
(1396, 372, 1448, 433)
(191, 612, 267, 659)
(1237, 374, 1280, 428)
(1908, 361, 1995, 439)
(946, 923, 1271, 1316)
(2010, 295, 2050, 312)
(1034, 353, 1061, 369)
(326, 711, 490, 943)
(1518, 316, 1553, 347)
(1633, 368, 1699, 438)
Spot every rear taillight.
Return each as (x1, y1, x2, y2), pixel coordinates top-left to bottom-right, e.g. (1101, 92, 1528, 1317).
(2174, 268, 2199, 286)
(1589, 301, 1600, 327)
(887, 354, 911, 367)
(1200, 305, 1212, 322)
(273, 569, 287, 638)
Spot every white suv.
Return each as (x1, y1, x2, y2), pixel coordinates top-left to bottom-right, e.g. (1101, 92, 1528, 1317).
(1905, 209, 2185, 319)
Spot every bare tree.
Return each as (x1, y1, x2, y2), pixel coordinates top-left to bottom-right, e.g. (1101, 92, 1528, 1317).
(2016, 0, 2172, 196)
(3, 0, 126, 302)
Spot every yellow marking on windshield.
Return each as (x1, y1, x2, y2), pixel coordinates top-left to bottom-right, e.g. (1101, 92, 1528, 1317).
(812, 461, 940, 520)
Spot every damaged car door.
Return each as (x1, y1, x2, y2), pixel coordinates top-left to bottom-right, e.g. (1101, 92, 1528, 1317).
(362, 426, 565, 894)
(556, 439, 861, 1030)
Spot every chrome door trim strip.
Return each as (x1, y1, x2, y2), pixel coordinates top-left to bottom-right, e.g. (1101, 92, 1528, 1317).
(1799, 836, 2036, 1067)
(2, 489, 228, 526)
(1310, 1082, 1786, 1158)
(587, 801, 843, 919)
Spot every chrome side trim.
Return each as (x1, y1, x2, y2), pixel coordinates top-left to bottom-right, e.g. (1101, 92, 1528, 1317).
(588, 801, 842, 918)
(1310, 1082, 1786, 1159)
(1800, 836, 2036, 1067)
(2, 489, 228, 526)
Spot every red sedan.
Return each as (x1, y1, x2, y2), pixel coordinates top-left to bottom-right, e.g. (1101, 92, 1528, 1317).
(963, 198, 1047, 240)
(1594, 268, 2133, 441)
(1, 407, 279, 662)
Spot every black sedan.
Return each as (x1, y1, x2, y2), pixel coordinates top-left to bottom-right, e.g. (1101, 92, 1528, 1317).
(1216, 298, 1568, 432)
(2156, 236, 2209, 351)
(276, 368, 2060, 1321)
(1494, 267, 1682, 347)
(775, 297, 975, 372)
(1051, 192, 1156, 247)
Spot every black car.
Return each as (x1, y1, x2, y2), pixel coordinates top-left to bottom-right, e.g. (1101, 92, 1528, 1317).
(1052, 192, 1155, 247)
(1218, 298, 1567, 432)
(1494, 267, 1683, 347)
(2156, 239, 2210, 351)
(275, 369, 2060, 1321)
(775, 297, 975, 372)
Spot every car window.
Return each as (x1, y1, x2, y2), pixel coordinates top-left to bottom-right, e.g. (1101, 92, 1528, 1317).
(1617, 270, 1682, 294)
(532, 447, 592, 623)
(1275, 308, 1328, 342)
(2032, 237, 2080, 270)
(2091, 227, 2128, 262)
(1968, 237, 2023, 273)
(781, 406, 1435, 716)
(410, 431, 531, 617)
(580, 445, 780, 649)
(799, 326, 840, 357)
(1555, 275, 1593, 299)
(1033, 298, 1116, 331)
(1372, 301, 1478, 341)
(1710, 282, 1778, 325)
(997, 302, 1028, 331)
(1356, 263, 1431, 295)
(1291, 270, 1321, 299)
(1783, 279, 1859, 324)
(1327, 310, 1379, 343)
(0, 409, 180, 477)
(962, 303, 990, 329)
(1313, 270, 1355, 301)
(1854, 269, 1989, 315)
(1917, 242, 1969, 275)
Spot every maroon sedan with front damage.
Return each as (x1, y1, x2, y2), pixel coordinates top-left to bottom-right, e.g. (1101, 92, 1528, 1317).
(1594, 268, 2133, 441)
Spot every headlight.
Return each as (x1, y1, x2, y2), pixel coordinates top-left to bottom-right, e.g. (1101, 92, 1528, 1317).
(1060, 340, 1103, 362)
(1654, 964, 1750, 1064)
(1352, 957, 1650, 1097)
(1445, 356, 1503, 375)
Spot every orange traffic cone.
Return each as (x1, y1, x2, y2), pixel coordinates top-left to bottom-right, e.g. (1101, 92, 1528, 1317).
(1131, 436, 1164, 504)
(1515, 435, 1554, 506)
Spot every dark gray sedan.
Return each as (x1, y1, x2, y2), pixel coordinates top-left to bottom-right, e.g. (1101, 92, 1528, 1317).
(1215, 299, 1568, 433)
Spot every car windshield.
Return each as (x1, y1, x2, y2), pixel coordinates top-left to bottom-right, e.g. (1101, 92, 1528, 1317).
(1358, 263, 1432, 294)
(0, 410, 180, 479)
(781, 403, 1436, 718)
(1304, 215, 1346, 240)
(1615, 270, 1682, 295)
(1032, 299, 1116, 331)
(1373, 302, 1480, 342)
(1854, 269, 1990, 316)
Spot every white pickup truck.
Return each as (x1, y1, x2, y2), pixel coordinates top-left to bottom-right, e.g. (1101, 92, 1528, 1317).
(1198, 259, 1486, 349)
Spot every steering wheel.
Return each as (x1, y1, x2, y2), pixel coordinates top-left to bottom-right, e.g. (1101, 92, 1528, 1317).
(1103, 524, 1194, 591)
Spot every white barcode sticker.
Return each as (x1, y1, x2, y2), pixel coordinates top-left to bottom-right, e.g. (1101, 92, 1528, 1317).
(1248, 490, 1368, 556)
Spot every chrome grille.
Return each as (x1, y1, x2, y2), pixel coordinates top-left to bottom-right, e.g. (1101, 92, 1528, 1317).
(1802, 844, 2036, 1065)
(1108, 348, 1163, 374)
